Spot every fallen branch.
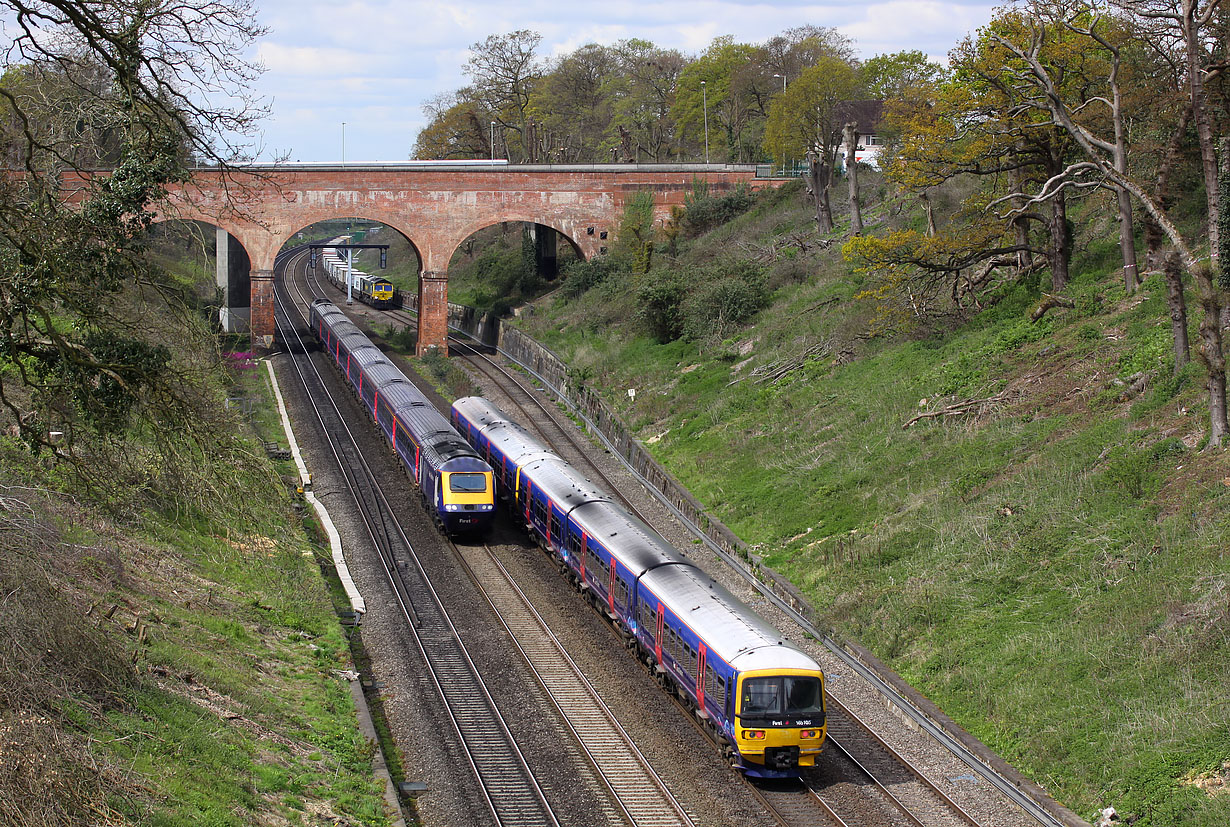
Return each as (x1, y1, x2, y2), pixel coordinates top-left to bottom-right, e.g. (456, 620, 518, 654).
(750, 339, 834, 385)
(902, 390, 1013, 429)
(1030, 292, 1076, 321)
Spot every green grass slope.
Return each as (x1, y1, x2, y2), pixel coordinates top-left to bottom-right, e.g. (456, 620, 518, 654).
(515, 180, 1230, 826)
(0, 286, 391, 824)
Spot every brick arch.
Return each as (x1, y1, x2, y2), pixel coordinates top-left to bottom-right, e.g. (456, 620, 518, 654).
(146, 163, 778, 352)
(441, 215, 591, 272)
(284, 214, 426, 274)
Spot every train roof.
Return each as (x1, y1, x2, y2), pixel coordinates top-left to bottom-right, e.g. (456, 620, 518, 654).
(456, 401, 565, 469)
(572, 499, 691, 576)
(521, 456, 609, 512)
(453, 396, 516, 429)
(639, 564, 821, 673)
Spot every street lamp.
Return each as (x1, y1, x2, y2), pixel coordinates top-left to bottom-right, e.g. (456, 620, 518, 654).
(490, 121, 496, 161)
(773, 73, 786, 92)
(341, 121, 346, 165)
(701, 80, 709, 164)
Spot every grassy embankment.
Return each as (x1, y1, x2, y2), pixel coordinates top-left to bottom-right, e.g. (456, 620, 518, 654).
(0, 257, 392, 826)
(513, 177, 1230, 826)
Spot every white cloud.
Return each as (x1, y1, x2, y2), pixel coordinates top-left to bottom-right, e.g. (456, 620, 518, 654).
(243, 0, 996, 161)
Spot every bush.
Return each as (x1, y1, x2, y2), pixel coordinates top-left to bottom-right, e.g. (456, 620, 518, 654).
(680, 262, 770, 342)
(683, 181, 756, 236)
(561, 256, 624, 299)
(635, 275, 689, 343)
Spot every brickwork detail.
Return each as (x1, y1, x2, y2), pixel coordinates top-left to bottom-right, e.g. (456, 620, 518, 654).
(159, 165, 777, 350)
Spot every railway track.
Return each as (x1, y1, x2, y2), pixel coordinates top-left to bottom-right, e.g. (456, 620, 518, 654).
(280, 251, 703, 827)
(289, 258, 1054, 827)
(452, 539, 695, 827)
(273, 251, 558, 826)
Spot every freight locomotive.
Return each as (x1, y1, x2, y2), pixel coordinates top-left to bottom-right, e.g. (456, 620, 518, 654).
(319, 236, 395, 308)
(451, 396, 827, 778)
(309, 299, 495, 534)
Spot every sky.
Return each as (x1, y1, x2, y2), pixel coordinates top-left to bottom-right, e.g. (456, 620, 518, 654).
(247, 0, 1000, 163)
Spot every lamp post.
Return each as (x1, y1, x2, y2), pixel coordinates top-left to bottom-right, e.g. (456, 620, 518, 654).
(773, 72, 786, 92)
(341, 121, 346, 166)
(490, 121, 496, 161)
(701, 80, 709, 164)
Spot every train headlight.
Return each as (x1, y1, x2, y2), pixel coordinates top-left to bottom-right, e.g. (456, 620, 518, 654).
(743, 730, 766, 741)
(800, 729, 819, 739)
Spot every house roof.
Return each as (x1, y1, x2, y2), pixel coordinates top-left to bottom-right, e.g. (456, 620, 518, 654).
(835, 100, 884, 134)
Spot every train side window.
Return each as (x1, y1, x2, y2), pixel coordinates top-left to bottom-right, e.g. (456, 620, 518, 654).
(705, 667, 726, 710)
(567, 531, 582, 556)
(532, 498, 547, 525)
(640, 602, 655, 641)
(549, 510, 561, 539)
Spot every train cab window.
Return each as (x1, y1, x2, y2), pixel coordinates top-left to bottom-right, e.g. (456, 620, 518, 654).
(741, 678, 781, 715)
(740, 676, 822, 717)
(784, 677, 824, 716)
(449, 473, 487, 492)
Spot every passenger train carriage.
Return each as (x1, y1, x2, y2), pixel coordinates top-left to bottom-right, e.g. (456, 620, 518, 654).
(451, 396, 826, 777)
(309, 300, 494, 534)
(320, 236, 395, 308)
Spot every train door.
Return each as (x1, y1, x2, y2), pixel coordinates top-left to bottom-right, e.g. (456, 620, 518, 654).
(697, 644, 707, 713)
(655, 603, 664, 663)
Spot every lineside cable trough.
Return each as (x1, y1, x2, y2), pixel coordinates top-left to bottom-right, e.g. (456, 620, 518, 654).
(263, 358, 366, 617)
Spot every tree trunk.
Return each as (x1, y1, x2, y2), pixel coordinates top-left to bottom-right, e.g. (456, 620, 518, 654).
(921, 190, 937, 237)
(1189, 261, 1228, 448)
(1117, 186, 1139, 292)
(1047, 190, 1071, 291)
(1144, 103, 1192, 273)
(1184, 0, 1220, 270)
(844, 122, 862, 234)
(1163, 253, 1190, 371)
(806, 149, 833, 233)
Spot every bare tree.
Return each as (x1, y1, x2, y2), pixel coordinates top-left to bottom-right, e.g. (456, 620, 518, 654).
(992, 0, 1227, 446)
(464, 30, 543, 163)
(0, 0, 269, 479)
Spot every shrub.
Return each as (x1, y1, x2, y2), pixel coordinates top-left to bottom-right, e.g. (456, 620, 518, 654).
(683, 181, 756, 236)
(561, 256, 624, 299)
(680, 262, 770, 342)
(635, 275, 689, 343)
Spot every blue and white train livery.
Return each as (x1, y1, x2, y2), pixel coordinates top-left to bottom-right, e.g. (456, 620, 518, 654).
(310, 300, 495, 534)
(451, 396, 826, 777)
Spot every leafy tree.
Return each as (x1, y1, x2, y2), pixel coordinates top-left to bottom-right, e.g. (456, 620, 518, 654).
(763, 56, 863, 232)
(980, 0, 1228, 447)
(464, 30, 543, 162)
(531, 44, 619, 162)
(606, 39, 685, 162)
(672, 38, 759, 162)
(412, 91, 492, 159)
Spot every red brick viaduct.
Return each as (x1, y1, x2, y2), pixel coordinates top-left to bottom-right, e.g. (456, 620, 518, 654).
(159, 163, 775, 354)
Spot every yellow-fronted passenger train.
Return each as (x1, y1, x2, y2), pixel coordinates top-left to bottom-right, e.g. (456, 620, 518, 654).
(310, 299, 495, 534)
(451, 396, 827, 777)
